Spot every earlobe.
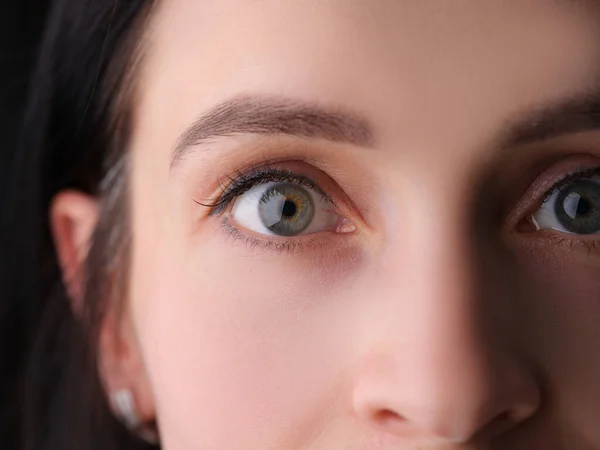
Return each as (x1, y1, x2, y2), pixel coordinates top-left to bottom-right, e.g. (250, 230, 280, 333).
(99, 307, 159, 442)
(50, 190, 99, 311)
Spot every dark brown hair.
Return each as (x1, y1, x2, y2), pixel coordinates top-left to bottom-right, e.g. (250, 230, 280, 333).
(1, 1, 158, 449)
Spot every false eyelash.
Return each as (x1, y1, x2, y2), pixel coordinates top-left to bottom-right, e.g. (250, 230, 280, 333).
(195, 165, 336, 215)
(539, 165, 600, 205)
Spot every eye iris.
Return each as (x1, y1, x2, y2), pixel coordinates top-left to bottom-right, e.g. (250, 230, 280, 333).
(555, 180, 600, 234)
(258, 183, 315, 236)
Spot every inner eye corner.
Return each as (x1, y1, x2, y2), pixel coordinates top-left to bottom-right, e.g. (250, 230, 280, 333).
(514, 215, 538, 234)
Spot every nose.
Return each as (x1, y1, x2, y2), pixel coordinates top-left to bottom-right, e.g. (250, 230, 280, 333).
(352, 231, 541, 444)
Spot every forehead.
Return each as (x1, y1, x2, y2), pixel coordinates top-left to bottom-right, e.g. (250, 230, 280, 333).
(135, 0, 600, 164)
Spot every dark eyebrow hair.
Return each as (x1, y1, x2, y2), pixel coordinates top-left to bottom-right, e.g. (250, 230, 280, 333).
(499, 90, 600, 149)
(172, 94, 376, 167)
(171, 90, 600, 168)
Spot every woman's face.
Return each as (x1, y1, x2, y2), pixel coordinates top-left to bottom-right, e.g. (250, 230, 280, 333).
(120, 0, 600, 448)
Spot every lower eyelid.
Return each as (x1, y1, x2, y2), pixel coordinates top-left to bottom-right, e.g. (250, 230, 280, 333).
(221, 216, 315, 253)
(544, 236, 600, 253)
(510, 227, 600, 252)
(220, 212, 358, 255)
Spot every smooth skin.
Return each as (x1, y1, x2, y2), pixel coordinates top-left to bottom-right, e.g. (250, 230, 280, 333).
(52, 1, 600, 449)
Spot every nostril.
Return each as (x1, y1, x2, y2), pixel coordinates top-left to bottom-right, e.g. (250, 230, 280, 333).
(374, 408, 405, 426)
(490, 411, 511, 426)
(478, 410, 517, 439)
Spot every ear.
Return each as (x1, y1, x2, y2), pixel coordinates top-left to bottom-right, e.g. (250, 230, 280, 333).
(51, 190, 156, 432)
(50, 190, 99, 311)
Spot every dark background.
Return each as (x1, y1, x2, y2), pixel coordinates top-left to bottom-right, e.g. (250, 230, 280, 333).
(0, 0, 49, 194)
(0, 1, 49, 444)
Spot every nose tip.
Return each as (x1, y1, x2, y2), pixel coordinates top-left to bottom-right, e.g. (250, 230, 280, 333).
(356, 393, 539, 444)
(353, 360, 541, 443)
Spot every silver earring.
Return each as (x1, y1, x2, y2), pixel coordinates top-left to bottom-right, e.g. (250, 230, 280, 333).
(111, 389, 141, 429)
(110, 389, 160, 445)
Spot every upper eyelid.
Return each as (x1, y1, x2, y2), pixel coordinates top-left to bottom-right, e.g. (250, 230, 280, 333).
(196, 167, 336, 216)
(539, 167, 600, 205)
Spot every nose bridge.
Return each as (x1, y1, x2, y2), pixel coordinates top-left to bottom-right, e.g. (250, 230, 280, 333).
(352, 178, 540, 443)
(382, 193, 493, 397)
(380, 174, 483, 343)
(380, 158, 480, 287)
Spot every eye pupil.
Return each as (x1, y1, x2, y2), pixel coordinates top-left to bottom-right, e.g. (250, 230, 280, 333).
(282, 200, 297, 218)
(562, 192, 590, 219)
(575, 197, 590, 216)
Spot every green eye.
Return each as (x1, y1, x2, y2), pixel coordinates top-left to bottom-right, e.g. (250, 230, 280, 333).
(257, 183, 315, 236)
(231, 181, 340, 237)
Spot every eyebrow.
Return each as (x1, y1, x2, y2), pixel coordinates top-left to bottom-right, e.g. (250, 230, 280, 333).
(172, 90, 600, 167)
(171, 94, 376, 167)
(499, 90, 600, 149)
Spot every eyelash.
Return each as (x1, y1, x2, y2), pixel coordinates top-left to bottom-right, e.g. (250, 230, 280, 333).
(196, 165, 336, 214)
(538, 165, 600, 206)
(195, 165, 340, 252)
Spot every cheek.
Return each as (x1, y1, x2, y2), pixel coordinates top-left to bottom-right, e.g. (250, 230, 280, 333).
(129, 223, 364, 448)
(516, 245, 600, 440)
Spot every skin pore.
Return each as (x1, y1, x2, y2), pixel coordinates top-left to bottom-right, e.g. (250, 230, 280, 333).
(52, 0, 600, 449)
